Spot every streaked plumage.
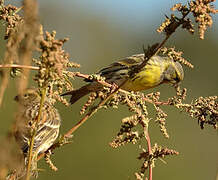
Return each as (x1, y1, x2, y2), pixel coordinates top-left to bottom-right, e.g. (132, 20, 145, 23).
(62, 54, 184, 104)
(14, 88, 61, 177)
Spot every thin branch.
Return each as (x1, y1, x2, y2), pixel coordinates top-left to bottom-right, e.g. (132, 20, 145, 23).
(25, 88, 46, 180)
(145, 129, 152, 180)
(139, 119, 152, 180)
(0, 64, 39, 70)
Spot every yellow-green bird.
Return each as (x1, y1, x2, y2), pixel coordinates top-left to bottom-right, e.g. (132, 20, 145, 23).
(63, 54, 184, 104)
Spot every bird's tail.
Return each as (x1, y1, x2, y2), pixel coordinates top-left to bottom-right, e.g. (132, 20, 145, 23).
(62, 84, 96, 104)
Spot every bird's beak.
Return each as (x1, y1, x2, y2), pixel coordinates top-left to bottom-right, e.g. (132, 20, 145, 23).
(14, 95, 19, 101)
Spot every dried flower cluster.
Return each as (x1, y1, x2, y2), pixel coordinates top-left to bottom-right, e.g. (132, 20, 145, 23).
(160, 47, 194, 68)
(189, 0, 218, 39)
(0, 3, 23, 40)
(171, 4, 195, 34)
(158, 0, 218, 39)
(78, 90, 150, 149)
(34, 30, 80, 105)
(135, 144, 179, 179)
(154, 105, 169, 138)
(176, 96, 218, 129)
(80, 92, 98, 114)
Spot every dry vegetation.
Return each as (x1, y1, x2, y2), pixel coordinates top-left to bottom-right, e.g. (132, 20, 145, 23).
(0, 0, 217, 180)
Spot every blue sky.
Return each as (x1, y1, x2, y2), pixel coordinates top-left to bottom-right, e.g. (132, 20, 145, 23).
(41, 0, 218, 30)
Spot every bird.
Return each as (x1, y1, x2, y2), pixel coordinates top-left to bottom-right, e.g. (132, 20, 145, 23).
(14, 88, 61, 177)
(62, 54, 184, 104)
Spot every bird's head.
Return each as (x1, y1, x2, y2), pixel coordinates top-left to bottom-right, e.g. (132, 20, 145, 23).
(14, 88, 41, 106)
(163, 61, 184, 85)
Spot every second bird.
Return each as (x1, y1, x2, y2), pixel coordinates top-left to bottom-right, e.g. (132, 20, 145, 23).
(14, 88, 61, 177)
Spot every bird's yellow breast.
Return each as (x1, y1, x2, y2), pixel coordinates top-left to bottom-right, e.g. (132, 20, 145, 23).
(121, 63, 163, 91)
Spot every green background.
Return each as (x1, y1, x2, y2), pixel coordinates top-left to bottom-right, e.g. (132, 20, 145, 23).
(0, 0, 218, 180)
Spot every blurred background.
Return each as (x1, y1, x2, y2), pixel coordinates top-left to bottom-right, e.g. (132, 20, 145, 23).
(0, 0, 218, 179)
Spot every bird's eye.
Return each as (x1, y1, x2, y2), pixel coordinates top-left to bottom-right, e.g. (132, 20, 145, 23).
(23, 93, 29, 98)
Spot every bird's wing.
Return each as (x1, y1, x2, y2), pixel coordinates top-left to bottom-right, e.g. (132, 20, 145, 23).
(33, 125, 59, 155)
(32, 104, 61, 154)
(98, 54, 144, 82)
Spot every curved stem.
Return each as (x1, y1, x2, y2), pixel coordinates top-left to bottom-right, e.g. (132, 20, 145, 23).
(140, 122, 152, 180)
(144, 129, 152, 180)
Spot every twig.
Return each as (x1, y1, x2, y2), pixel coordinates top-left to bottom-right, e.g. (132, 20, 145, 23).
(139, 120, 152, 180)
(25, 88, 46, 180)
(0, 64, 39, 70)
(144, 128, 152, 180)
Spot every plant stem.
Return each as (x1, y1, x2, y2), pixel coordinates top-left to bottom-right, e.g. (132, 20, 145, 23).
(0, 64, 39, 70)
(25, 88, 46, 180)
(145, 129, 152, 180)
(140, 122, 152, 180)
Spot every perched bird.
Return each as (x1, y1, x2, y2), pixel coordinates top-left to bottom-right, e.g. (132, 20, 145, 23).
(14, 88, 61, 177)
(62, 54, 184, 104)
